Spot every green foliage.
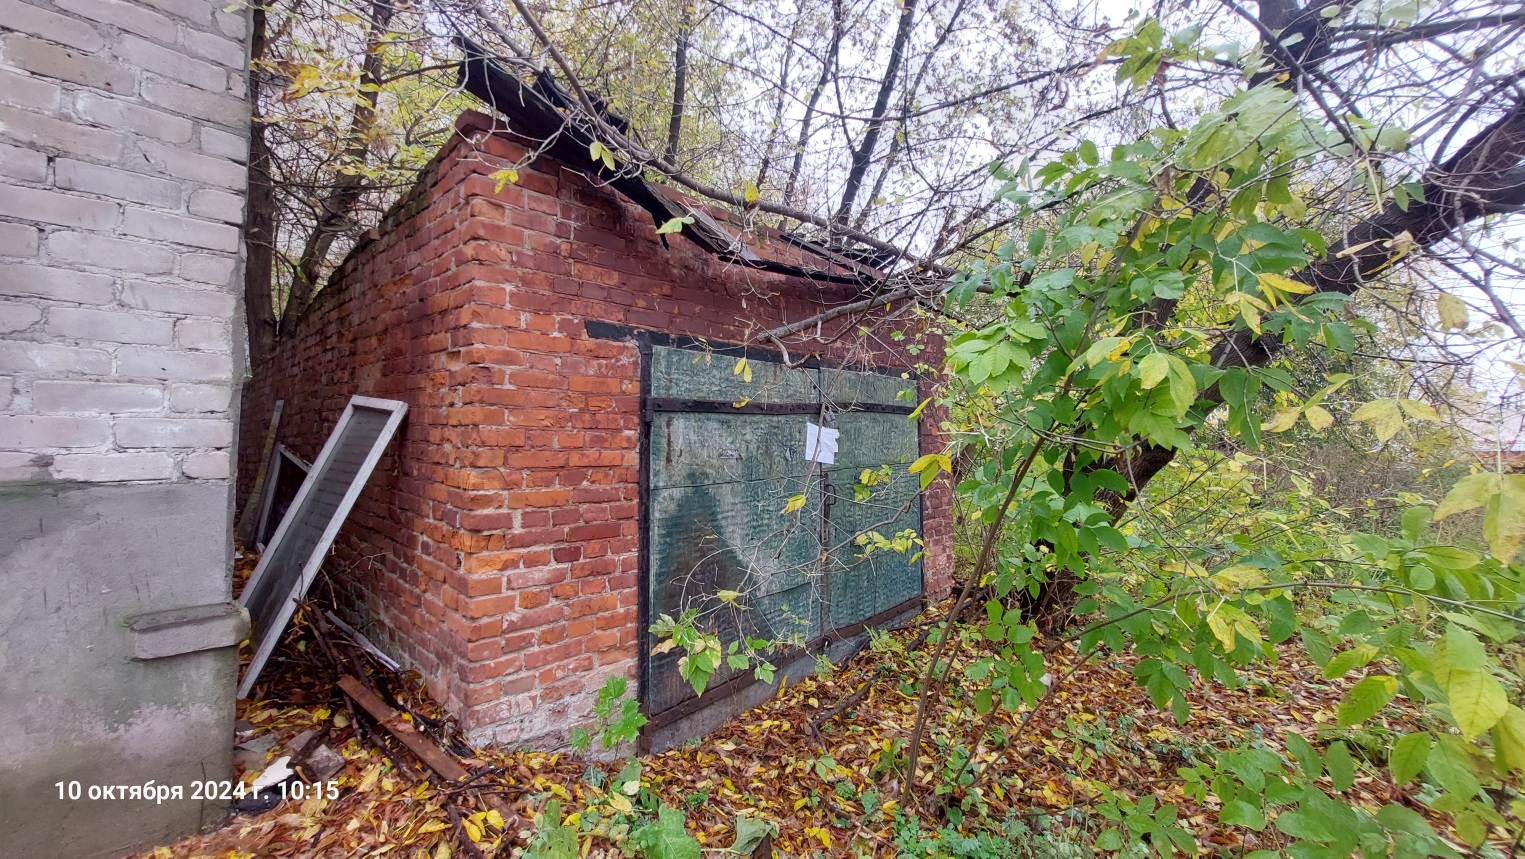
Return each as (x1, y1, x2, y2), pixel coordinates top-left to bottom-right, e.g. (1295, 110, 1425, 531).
(523, 799, 580, 859)
(925, 16, 1525, 856)
(569, 675, 648, 753)
(630, 806, 701, 859)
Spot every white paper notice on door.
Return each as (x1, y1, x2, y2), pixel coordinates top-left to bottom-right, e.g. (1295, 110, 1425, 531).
(805, 422, 839, 465)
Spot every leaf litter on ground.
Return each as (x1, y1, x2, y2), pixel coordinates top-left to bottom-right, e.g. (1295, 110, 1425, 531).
(135, 576, 1439, 858)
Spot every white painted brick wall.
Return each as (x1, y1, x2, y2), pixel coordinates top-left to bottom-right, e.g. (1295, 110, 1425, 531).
(0, 0, 247, 485)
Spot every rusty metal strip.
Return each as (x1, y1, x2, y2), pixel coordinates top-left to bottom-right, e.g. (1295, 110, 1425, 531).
(583, 320, 922, 380)
(647, 397, 915, 416)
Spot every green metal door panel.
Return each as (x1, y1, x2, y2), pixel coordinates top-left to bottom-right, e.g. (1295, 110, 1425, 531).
(827, 408, 919, 471)
(651, 345, 819, 404)
(824, 410, 923, 627)
(643, 349, 926, 718)
(820, 366, 916, 407)
(646, 411, 822, 714)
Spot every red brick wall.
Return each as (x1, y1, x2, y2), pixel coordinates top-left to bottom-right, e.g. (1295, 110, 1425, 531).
(240, 110, 952, 747)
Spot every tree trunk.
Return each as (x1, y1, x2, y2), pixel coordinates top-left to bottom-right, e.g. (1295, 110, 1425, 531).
(782, 0, 843, 210)
(665, 0, 693, 162)
(243, 3, 277, 368)
(279, 0, 395, 336)
(831, 0, 918, 228)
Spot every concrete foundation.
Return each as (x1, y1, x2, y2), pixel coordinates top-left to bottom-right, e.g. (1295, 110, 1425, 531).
(0, 481, 241, 859)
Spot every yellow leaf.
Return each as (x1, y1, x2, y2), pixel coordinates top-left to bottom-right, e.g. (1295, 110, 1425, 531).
(743, 182, 759, 205)
(1335, 238, 1382, 258)
(1304, 405, 1334, 431)
(1256, 276, 1317, 309)
(1138, 352, 1169, 390)
(1351, 398, 1403, 443)
(1436, 292, 1469, 330)
(717, 589, 743, 604)
(780, 494, 806, 515)
(1398, 398, 1440, 422)
(416, 820, 450, 835)
(1262, 406, 1302, 433)
(433, 843, 451, 859)
(908, 454, 951, 475)
(1211, 564, 1268, 592)
(733, 357, 752, 383)
(1207, 608, 1236, 650)
(608, 792, 634, 814)
(491, 169, 520, 193)
(462, 816, 483, 843)
(357, 764, 380, 793)
(588, 141, 615, 170)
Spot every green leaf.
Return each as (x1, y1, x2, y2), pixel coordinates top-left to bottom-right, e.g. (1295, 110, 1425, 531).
(974, 688, 993, 715)
(1337, 675, 1397, 727)
(1079, 139, 1100, 166)
(1138, 352, 1170, 389)
(1166, 356, 1197, 417)
(1322, 644, 1378, 680)
(1413, 546, 1479, 571)
(1095, 829, 1124, 851)
(1325, 740, 1355, 792)
(1454, 811, 1487, 847)
(1401, 506, 1431, 542)
(1301, 629, 1332, 668)
(1275, 810, 1332, 842)
(1444, 624, 1486, 671)
(1390, 732, 1431, 784)
(527, 800, 580, 859)
(1285, 732, 1321, 777)
(1219, 799, 1267, 831)
(728, 815, 773, 855)
(1493, 706, 1525, 775)
(656, 215, 694, 235)
(1426, 735, 1480, 798)
(631, 806, 701, 859)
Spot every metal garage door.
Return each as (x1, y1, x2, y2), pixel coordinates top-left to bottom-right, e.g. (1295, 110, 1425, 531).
(642, 344, 924, 719)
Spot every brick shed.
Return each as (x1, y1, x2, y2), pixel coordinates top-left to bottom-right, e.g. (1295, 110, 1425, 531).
(239, 101, 953, 749)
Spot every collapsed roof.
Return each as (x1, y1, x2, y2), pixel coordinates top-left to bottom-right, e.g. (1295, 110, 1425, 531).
(455, 38, 900, 291)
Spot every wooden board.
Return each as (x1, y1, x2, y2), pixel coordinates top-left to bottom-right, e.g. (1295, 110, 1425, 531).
(255, 445, 310, 551)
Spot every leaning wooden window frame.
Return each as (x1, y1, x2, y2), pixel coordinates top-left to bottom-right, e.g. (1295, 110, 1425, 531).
(236, 396, 408, 698)
(254, 444, 310, 551)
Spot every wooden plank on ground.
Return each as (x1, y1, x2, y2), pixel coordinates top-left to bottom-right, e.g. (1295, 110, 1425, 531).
(338, 675, 472, 781)
(337, 674, 518, 823)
